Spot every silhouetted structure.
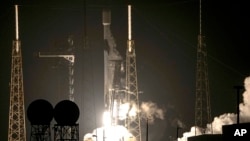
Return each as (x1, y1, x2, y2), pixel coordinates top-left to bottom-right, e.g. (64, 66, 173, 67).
(53, 100, 80, 141)
(188, 134, 222, 141)
(195, 0, 211, 133)
(233, 85, 244, 124)
(27, 99, 54, 141)
(187, 123, 250, 141)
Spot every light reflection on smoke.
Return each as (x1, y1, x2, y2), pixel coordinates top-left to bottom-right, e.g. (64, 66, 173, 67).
(83, 101, 165, 141)
(83, 125, 136, 141)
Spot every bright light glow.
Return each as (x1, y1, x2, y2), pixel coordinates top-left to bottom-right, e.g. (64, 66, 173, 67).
(83, 133, 93, 141)
(111, 102, 138, 120)
(118, 103, 130, 120)
(128, 104, 137, 117)
(91, 125, 136, 141)
(113, 100, 118, 118)
(114, 102, 138, 120)
(103, 111, 111, 127)
(84, 110, 137, 141)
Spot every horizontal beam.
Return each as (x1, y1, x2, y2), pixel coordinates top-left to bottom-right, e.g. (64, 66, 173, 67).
(39, 52, 75, 63)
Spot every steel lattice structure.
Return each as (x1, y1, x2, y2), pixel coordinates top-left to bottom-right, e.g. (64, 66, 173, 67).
(54, 124, 79, 141)
(125, 5, 142, 141)
(126, 39, 141, 141)
(30, 125, 51, 141)
(8, 5, 27, 141)
(195, 0, 211, 133)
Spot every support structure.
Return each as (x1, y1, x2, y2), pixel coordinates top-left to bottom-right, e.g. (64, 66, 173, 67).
(102, 5, 141, 141)
(54, 124, 79, 141)
(125, 5, 142, 141)
(195, 0, 212, 134)
(8, 5, 27, 141)
(233, 85, 244, 124)
(30, 125, 51, 141)
(38, 39, 75, 102)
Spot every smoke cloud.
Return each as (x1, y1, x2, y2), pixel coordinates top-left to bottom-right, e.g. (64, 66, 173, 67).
(178, 76, 250, 141)
(140, 101, 165, 123)
(239, 76, 250, 122)
(83, 125, 135, 141)
(83, 101, 164, 141)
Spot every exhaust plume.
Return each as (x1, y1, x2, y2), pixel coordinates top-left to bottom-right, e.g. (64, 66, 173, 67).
(83, 125, 135, 141)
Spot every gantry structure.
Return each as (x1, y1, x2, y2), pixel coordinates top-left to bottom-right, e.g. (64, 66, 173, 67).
(38, 37, 75, 102)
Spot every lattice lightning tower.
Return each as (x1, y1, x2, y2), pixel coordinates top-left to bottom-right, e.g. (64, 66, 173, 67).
(195, 0, 212, 133)
(126, 5, 142, 141)
(8, 5, 27, 141)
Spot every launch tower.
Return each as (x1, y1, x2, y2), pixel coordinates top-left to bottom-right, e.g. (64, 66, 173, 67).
(8, 5, 27, 141)
(102, 5, 141, 141)
(125, 5, 142, 141)
(195, 0, 212, 133)
(103, 7, 124, 126)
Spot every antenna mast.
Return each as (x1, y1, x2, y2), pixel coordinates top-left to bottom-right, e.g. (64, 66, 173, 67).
(8, 5, 27, 141)
(15, 5, 19, 40)
(195, 0, 212, 134)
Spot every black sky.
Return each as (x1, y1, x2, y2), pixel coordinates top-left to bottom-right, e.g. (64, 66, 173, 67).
(0, 0, 249, 141)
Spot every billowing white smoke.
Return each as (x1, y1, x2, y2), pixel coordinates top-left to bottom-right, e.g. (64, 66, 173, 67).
(140, 101, 165, 123)
(83, 125, 135, 141)
(83, 108, 136, 141)
(113, 100, 165, 122)
(178, 76, 250, 141)
(83, 125, 136, 141)
(207, 113, 236, 134)
(83, 101, 164, 141)
(239, 76, 250, 122)
(112, 101, 139, 120)
(115, 102, 130, 120)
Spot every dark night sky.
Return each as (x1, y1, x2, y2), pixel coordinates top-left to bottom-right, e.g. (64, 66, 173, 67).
(0, 0, 249, 141)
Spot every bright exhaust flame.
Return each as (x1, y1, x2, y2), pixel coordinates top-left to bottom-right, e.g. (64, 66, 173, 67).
(84, 126, 135, 141)
(118, 102, 130, 120)
(84, 101, 165, 141)
(129, 104, 137, 117)
(84, 110, 136, 141)
(112, 102, 139, 120)
(91, 126, 135, 141)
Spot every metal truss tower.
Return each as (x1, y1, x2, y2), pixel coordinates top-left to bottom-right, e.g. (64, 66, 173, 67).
(195, 0, 211, 134)
(8, 5, 27, 141)
(126, 5, 141, 141)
